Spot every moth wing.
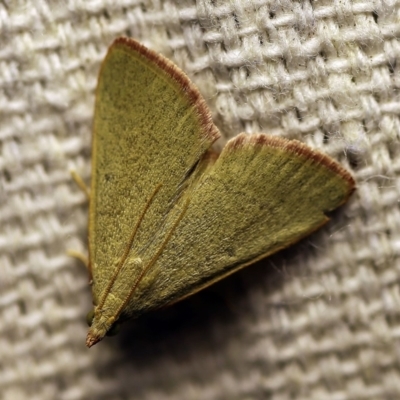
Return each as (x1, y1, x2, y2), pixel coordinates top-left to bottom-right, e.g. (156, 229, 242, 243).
(89, 38, 220, 296)
(127, 133, 354, 314)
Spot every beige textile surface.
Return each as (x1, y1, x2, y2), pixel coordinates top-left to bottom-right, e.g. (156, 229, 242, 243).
(1, 0, 400, 399)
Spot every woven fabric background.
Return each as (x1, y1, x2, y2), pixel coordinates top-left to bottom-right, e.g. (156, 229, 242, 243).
(1, 1, 400, 399)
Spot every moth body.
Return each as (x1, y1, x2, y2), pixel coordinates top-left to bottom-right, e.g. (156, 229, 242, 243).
(85, 37, 355, 347)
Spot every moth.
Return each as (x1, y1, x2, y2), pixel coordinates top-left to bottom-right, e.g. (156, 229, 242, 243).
(85, 37, 355, 347)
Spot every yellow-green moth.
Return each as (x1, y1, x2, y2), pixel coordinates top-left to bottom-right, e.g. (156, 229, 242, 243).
(85, 37, 355, 347)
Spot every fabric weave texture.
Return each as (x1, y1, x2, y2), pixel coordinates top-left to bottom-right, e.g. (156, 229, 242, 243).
(1, 1, 400, 399)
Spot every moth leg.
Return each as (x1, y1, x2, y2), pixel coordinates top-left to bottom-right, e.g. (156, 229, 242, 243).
(67, 249, 93, 286)
(69, 170, 91, 277)
(67, 249, 89, 268)
(71, 170, 90, 200)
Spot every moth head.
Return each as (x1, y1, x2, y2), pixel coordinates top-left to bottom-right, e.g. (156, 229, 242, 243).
(86, 308, 121, 347)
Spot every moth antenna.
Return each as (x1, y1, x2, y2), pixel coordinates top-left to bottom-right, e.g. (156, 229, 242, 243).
(139, 162, 199, 256)
(97, 184, 162, 310)
(115, 197, 191, 317)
